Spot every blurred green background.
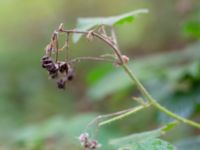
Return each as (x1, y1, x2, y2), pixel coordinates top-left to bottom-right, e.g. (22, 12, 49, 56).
(0, 0, 200, 149)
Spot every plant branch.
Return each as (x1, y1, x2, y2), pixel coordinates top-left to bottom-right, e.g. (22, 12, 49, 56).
(60, 29, 124, 64)
(68, 56, 114, 64)
(85, 107, 136, 131)
(122, 64, 200, 129)
(99, 103, 151, 126)
(58, 26, 200, 129)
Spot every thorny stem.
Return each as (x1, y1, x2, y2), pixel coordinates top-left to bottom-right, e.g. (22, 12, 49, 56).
(58, 27, 200, 129)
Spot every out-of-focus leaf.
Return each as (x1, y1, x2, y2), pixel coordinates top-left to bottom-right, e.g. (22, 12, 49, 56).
(182, 20, 200, 38)
(162, 121, 179, 132)
(110, 124, 176, 150)
(73, 9, 148, 43)
(12, 114, 119, 149)
(13, 115, 96, 148)
(87, 42, 200, 100)
(128, 138, 175, 150)
(158, 85, 200, 123)
(110, 128, 163, 147)
(158, 61, 200, 122)
(86, 64, 113, 85)
(175, 136, 200, 150)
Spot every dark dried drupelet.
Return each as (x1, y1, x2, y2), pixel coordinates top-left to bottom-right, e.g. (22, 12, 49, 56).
(67, 73, 74, 81)
(49, 71, 58, 79)
(41, 55, 76, 89)
(47, 63, 58, 73)
(41, 56, 53, 69)
(42, 55, 49, 61)
(57, 79, 66, 89)
(59, 62, 68, 73)
(48, 64, 59, 78)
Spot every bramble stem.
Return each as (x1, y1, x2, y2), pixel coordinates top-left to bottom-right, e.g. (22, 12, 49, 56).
(58, 26, 200, 129)
(122, 64, 200, 129)
(68, 56, 114, 63)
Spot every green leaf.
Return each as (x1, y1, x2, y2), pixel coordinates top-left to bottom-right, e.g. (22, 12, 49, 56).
(158, 86, 200, 123)
(182, 20, 200, 38)
(110, 125, 176, 150)
(87, 42, 200, 100)
(129, 138, 176, 150)
(73, 9, 148, 43)
(110, 128, 163, 147)
(162, 121, 179, 132)
(157, 61, 200, 122)
(13, 114, 96, 148)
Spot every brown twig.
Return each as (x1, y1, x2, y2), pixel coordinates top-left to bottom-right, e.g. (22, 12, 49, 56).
(59, 29, 124, 64)
(68, 56, 114, 63)
(53, 24, 200, 129)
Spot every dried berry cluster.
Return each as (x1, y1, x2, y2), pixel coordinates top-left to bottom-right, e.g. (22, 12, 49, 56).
(41, 26, 75, 89)
(41, 55, 74, 89)
(79, 133, 101, 150)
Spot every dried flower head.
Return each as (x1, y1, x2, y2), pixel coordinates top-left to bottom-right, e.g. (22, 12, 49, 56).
(57, 78, 66, 89)
(59, 61, 69, 73)
(79, 133, 101, 150)
(41, 53, 74, 89)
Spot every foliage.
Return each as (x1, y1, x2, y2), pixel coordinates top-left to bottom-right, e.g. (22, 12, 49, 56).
(110, 123, 176, 150)
(1, 1, 200, 149)
(87, 42, 200, 100)
(73, 9, 148, 43)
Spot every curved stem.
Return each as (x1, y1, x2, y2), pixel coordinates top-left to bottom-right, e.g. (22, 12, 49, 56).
(122, 64, 200, 129)
(99, 103, 151, 126)
(68, 56, 114, 63)
(59, 27, 200, 129)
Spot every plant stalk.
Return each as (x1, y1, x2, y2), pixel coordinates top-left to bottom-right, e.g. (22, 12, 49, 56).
(99, 103, 151, 126)
(122, 64, 200, 129)
(59, 26, 200, 129)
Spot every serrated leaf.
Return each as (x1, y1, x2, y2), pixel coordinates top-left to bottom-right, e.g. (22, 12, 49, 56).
(73, 9, 148, 43)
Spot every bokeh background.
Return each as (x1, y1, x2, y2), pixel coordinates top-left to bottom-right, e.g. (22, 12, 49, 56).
(0, 0, 200, 149)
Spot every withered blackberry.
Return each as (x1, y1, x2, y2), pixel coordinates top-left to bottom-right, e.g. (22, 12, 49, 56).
(59, 61, 68, 73)
(57, 79, 66, 89)
(67, 73, 74, 81)
(41, 56, 53, 69)
(41, 25, 76, 90)
(47, 63, 58, 73)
